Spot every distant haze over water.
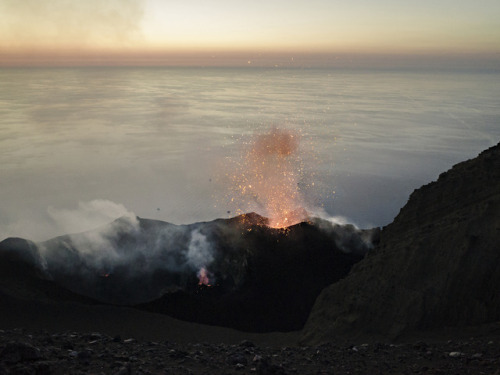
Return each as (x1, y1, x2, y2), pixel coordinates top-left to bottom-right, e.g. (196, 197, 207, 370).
(1, 67, 499, 241)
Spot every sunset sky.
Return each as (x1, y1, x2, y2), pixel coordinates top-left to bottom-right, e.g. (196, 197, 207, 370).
(0, 0, 499, 66)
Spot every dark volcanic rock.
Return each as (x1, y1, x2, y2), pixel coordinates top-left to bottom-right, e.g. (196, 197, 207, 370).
(1, 328, 499, 375)
(302, 142, 500, 343)
(0, 342, 42, 363)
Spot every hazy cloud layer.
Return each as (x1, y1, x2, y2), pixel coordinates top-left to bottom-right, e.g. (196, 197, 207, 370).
(0, 0, 145, 48)
(47, 199, 137, 235)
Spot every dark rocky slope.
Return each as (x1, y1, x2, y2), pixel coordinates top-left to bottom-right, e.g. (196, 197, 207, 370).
(302, 142, 500, 344)
(0, 214, 376, 333)
(0, 238, 99, 305)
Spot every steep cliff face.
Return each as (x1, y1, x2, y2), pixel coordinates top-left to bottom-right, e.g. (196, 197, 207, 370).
(303, 142, 500, 343)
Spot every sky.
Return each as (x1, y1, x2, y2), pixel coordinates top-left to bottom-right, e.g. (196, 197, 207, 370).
(0, 0, 499, 66)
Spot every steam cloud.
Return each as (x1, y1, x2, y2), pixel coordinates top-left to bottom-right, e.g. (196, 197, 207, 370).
(186, 229, 214, 270)
(40, 218, 216, 277)
(34, 201, 219, 303)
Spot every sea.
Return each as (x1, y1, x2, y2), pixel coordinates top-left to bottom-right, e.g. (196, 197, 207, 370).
(1, 66, 499, 241)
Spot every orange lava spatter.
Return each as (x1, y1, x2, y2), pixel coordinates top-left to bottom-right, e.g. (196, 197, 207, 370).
(231, 128, 308, 228)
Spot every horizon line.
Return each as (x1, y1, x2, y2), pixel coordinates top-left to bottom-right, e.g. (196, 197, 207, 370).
(1, 49, 499, 69)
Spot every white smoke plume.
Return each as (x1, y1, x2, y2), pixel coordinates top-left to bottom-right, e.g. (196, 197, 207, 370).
(42, 202, 217, 276)
(308, 209, 378, 255)
(36, 200, 141, 276)
(31, 199, 219, 304)
(186, 229, 214, 270)
(65, 215, 139, 266)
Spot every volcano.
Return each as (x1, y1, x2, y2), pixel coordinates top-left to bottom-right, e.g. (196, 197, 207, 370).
(0, 213, 377, 333)
(4, 143, 498, 343)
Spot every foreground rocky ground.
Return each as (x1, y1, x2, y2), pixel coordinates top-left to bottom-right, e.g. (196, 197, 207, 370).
(1, 328, 499, 375)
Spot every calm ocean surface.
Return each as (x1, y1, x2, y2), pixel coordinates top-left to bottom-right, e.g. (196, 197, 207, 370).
(1, 67, 500, 240)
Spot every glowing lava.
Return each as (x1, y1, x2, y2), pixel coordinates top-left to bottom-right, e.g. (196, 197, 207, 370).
(197, 267, 211, 286)
(232, 128, 308, 228)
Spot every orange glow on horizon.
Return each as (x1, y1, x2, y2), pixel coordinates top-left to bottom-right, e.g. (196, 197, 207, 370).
(1, 46, 498, 68)
(0, 0, 498, 67)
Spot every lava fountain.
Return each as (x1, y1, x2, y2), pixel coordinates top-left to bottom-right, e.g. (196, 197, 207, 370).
(197, 267, 212, 286)
(232, 128, 308, 228)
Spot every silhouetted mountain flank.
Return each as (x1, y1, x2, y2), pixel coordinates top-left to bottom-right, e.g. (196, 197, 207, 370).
(303, 142, 500, 343)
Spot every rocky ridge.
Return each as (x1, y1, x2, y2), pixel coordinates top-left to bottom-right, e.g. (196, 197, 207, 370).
(303, 142, 500, 343)
(0, 214, 375, 333)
